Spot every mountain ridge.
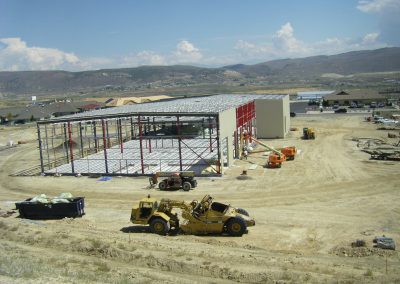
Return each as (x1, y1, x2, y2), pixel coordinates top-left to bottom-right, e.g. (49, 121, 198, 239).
(1, 47, 399, 96)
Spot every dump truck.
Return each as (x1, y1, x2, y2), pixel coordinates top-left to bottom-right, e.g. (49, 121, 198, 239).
(149, 171, 197, 191)
(303, 127, 315, 140)
(130, 194, 255, 236)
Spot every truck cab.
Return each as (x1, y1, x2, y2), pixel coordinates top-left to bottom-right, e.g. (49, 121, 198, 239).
(130, 196, 159, 224)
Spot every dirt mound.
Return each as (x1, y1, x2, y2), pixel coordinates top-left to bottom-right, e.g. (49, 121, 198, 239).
(330, 245, 396, 257)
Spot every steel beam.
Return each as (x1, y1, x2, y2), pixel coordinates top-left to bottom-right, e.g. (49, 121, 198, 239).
(67, 122, 75, 174)
(101, 119, 109, 174)
(36, 124, 45, 173)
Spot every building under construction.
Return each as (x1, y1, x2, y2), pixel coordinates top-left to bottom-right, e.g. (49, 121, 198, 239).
(36, 94, 290, 176)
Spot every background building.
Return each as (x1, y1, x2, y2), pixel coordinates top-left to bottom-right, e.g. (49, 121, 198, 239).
(323, 91, 386, 106)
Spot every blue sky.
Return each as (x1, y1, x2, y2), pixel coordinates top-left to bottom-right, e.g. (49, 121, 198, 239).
(0, 0, 399, 71)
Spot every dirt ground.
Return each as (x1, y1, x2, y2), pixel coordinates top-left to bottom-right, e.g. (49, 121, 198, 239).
(0, 114, 399, 283)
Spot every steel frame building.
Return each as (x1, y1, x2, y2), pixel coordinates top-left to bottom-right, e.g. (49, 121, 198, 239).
(36, 94, 289, 176)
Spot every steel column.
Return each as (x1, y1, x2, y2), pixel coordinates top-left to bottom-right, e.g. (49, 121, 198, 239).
(67, 122, 75, 174)
(130, 117, 134, 139)
(106, 120, 111, 148)
(101, 119, 109, 174)
(93, 121, 98, 153)
(138, 115, 145, 174)
(216, 116, 221, 174)
(234, 130, 238, 159)
(79, 122, 84, 158)
(177, 116, 183, 171)
(118, 119, 123, 153)
(44, 124, 51, 168)
(36, 124, 45, 173)
(63, 123, 69, 163)
(209, 118, 213, 152)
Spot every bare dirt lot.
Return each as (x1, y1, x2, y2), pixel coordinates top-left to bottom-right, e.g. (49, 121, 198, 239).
(0, 115, 399, 283)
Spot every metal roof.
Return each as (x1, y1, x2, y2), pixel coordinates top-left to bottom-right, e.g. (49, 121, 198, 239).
(47, 94, 287, 122)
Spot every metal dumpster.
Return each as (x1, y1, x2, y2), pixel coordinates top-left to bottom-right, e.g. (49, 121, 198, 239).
(15, 197, 85, 219)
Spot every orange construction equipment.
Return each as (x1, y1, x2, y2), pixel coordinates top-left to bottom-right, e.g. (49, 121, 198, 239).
(280, 146, 297, 161)
(247, 137, 297, 168)
(267, 153, 286, 168)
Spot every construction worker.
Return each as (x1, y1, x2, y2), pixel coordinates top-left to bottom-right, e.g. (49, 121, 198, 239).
(243, 149, 248, 160)
(149, 174, 158, 188)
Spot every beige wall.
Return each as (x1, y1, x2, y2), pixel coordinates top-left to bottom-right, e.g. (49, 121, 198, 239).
(218, 108, 236, 167)
(218, 96, 289, 169)
(255, 96, 290, 138)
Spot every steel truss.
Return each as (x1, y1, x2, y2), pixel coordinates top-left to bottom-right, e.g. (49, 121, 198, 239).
(37, 113, 222, 176)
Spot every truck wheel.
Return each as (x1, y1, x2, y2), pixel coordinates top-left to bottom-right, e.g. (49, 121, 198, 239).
(237, 208, 249, 216)
(158, 181, 167, 190)
(226, 218, 246, 237)
(182, 182, 191, 191)
(150, 218, 170, 235)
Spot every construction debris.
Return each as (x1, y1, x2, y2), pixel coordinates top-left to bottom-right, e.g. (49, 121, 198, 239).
(373, 236, 396, 250)
(351, 239, 366, 247)
(353, 137, 400, 161)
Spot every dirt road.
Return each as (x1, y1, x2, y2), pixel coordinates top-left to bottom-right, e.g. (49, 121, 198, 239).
(0, 115, 399, 283)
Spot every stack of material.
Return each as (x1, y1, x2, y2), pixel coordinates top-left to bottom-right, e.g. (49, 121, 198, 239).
(29, 192, 74, 204)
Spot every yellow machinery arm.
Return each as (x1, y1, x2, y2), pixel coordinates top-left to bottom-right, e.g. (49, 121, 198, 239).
(250, 137, 283, 155)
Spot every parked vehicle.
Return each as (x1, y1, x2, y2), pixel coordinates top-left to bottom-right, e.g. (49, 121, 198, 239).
(334, 108, 347, 113)
(302, 127, 316, 140)
(149, 171, 197, 191)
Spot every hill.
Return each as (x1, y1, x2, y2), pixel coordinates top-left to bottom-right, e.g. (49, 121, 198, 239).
(223, 47, 400, 77)
(0, 47, 399, 97)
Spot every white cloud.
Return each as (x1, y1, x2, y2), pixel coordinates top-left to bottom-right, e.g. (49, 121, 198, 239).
(120, 40, 203, 67)
(0, 31, 390, 71)
(357, 0, 400, 13)
(234, 23, 388, 64)
(0, 38, 81, 71)
(273, 22, 310, 55)
(122, 51, 167, 67)
(362, 32, 380, 44)
(234, 22, 312, 61)
(357, 0, 400, 45)
(0, 38, 205, 71)
(172, 40, 203, 63)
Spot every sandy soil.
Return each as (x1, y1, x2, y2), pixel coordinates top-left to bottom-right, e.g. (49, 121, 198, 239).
(0, 115, 399, 283)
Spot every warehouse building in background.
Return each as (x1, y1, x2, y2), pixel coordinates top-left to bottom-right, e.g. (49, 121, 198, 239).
(36, 94, 289, 176)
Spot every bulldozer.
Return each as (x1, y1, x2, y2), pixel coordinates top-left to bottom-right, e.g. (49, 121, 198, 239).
(130, 194, 255, 236)
(149, 171, 197, 191)
(302, 127, 315, 140)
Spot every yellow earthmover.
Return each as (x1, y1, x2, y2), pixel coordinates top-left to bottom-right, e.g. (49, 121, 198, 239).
(130, 195, 255, 236)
